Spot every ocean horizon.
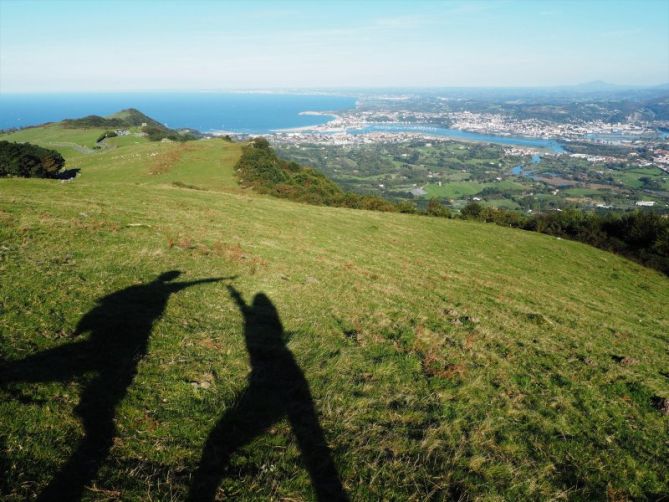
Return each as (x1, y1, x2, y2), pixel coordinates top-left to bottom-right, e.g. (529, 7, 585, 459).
(0, 92, 357, 133)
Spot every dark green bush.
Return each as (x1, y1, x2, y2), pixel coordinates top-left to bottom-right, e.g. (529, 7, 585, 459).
(96, 130, 118, 143)
(426, 199, 451, 217)
(0, 141, 65, 178)
(460, 201, 484, 219)
(397, 201, 418, 214)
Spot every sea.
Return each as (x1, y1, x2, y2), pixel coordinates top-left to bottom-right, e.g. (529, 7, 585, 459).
(1, 92, 568, 152)
(0, 92, 356, 133)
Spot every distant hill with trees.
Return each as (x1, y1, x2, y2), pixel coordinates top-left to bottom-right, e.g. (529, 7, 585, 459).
(63, 108, 199, 142)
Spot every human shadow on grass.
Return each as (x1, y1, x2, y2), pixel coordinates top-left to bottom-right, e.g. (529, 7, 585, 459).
(0, 271, 224, 501)
(188, 286, 347, 501)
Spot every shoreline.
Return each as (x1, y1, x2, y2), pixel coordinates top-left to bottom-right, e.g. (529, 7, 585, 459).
(200, 111, 659, 154)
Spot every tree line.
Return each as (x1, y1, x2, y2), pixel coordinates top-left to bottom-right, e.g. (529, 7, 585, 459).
(63, 109, 199, 143)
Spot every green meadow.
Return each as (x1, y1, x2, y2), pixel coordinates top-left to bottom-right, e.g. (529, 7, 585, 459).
(424, 179, 525, 199)
(0, 126, 668, 500)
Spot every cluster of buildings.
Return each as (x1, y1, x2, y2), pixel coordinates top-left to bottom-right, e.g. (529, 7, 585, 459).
(447, 112, 657, 142)
(237, 106, 669, 181)
(264, 108, 664, 149)
(269, 130, 448, 146)
(651, 149, 669, 173)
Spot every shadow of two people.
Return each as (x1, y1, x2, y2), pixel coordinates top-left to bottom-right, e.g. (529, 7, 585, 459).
(1, 272, 347, 501)
(188, 285, 347, 501)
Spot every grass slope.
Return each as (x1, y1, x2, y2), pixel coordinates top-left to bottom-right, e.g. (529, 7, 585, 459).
(0, 127, 668, 500)
(1, 123, 112, 156)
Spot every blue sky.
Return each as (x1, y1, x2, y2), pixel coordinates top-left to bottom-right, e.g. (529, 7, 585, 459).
(1, 0, 667, 92)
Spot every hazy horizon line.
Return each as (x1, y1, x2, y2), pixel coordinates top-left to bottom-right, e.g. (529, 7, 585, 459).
(2, 81, 669, 95)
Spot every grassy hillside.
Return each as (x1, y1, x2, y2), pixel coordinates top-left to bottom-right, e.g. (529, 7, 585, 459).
(0, 123, 118, 156)
(0, 126, 668, 500)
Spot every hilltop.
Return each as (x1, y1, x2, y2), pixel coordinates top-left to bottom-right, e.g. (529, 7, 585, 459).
(60, 108, 162, 129)
(56, 108, 200, 142)
(0, 121, 667, 500)
(106, 108, 166, 127)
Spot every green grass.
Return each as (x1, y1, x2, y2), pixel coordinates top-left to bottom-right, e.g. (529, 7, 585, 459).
(105, 132, 149, 148)
(442, 171, 471, 182)
(563, 187, 608, 197)
(425, 181, 484, 198)
(0, 126, 668, 500)
(2, 124, 107, 149)
(484, 198, 522, 210)
(424, 180, 525, 199)
(610, 166, 669, 190)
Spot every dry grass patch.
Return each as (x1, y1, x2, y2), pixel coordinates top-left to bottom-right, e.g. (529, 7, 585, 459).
(149, 143, 197, 175)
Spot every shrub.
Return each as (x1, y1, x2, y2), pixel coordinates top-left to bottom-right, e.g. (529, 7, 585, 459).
(460, 201, 484, 219)
(397, 201, 418, 214)
(0, 141, 65, 178)
(96, 130, 118, 143)
(426, 199, 450, 217)
(358, 196, 397, 212)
